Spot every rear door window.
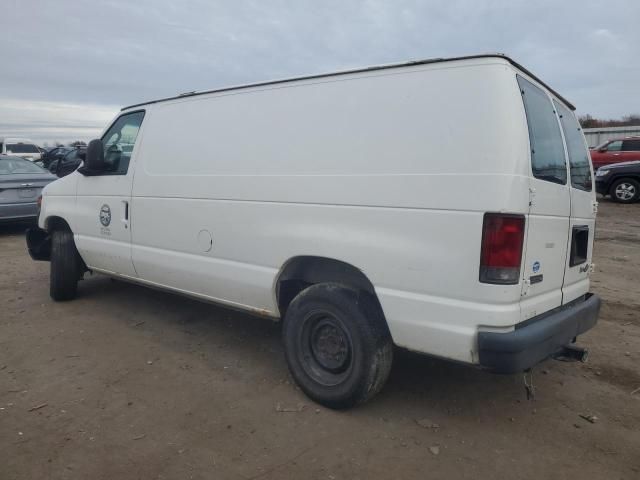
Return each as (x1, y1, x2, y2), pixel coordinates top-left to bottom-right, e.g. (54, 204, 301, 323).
(517, 76, 567, 185)
(622, 139, 640, 151)
(553, 100, 593, 191)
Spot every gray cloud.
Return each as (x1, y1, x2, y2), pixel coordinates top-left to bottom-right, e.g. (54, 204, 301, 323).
(1, 0, 638, 144)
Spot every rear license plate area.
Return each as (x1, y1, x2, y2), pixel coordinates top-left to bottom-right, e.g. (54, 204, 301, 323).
(18, 188, 36, 199)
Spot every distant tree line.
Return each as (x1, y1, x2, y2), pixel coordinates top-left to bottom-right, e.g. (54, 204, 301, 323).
(42, 140, 87, 148)
(578, 114, 640, 129)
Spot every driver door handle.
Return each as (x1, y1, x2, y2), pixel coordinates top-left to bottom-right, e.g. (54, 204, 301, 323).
(122, 200, 129, 229)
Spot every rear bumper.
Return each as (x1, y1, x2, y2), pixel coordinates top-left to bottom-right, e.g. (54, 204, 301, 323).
(0, 202, 38, 222)
(478, 293, 600, 373)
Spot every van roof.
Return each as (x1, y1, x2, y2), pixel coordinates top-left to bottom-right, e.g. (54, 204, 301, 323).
(121, 54, 575, 112)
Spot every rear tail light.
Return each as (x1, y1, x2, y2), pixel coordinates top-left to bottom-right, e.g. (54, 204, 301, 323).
(480, 213, 525, 285)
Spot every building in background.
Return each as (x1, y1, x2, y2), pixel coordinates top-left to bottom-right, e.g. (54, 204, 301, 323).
(583, 126, 640, 148)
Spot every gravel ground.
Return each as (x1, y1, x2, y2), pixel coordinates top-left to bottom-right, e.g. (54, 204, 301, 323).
(1, 199, 639, 480)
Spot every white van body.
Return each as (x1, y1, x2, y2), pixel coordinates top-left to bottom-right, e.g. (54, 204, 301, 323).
(32, 55, 600, 406)
(1, 138, 42, 161)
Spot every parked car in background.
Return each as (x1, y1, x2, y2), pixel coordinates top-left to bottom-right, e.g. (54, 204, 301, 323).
(595, 160, 640, 203)
(0, 138, 42, 162)
(49, 147, 86, 177)
(590, 136, 640, 170)
(41, 146, 73, 169)
(0, 155, 56, 223)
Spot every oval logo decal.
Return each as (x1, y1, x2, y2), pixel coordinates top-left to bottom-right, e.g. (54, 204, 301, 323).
(99, 204, 112, 227)
(532, 261, 541, 273)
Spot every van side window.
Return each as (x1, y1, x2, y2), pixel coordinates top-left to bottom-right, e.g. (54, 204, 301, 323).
(553, 100, 593, 192)
(99, 111, 145, 175)
(517, 76, 567, 185)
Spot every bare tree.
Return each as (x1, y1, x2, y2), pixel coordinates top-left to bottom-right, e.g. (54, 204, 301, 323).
(579, 114, 640, 128)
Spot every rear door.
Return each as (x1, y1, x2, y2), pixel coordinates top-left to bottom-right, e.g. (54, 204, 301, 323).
(553, 100, 596, 304)
(621, 139, 640, 162)
(517, 76, 572, 320)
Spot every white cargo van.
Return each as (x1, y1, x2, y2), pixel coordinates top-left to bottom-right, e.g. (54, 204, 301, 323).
(27, 55, 600, 408)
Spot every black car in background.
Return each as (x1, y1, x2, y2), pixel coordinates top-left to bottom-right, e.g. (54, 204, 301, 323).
(41, 146, 73, 168)
(49, 147, 86, 178)
(595, 160, 640, 203)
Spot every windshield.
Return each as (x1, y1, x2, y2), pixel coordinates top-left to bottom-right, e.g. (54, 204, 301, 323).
(0, 157, 48, 174)
(6, 143, 40, 154)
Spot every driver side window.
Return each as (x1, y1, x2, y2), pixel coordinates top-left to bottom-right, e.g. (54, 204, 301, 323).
(100, 110, 145, 175)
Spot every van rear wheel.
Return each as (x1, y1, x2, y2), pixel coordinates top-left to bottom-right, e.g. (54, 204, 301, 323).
(610, 178, 640, 203)
(50, 230, 81, 301)
(283, 283, 393, 409)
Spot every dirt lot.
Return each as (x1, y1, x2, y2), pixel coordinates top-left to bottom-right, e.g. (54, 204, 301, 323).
(1, 200, 639, 480)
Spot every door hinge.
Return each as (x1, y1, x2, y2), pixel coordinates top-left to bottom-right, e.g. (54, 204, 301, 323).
(592, 201, 598, 214)
(529, 187, 536, 207)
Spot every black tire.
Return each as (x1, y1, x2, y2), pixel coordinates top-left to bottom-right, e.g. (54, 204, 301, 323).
(610, 178, 640, 203)
(283, 283, 393, 409)
(50, 229, 81, 301)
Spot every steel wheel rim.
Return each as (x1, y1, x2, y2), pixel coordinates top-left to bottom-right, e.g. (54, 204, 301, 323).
(298, 310, 353, 386)
(615, 182, 636, 201)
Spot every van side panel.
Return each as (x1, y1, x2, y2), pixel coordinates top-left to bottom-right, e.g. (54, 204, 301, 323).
(130, 60, 531, 363)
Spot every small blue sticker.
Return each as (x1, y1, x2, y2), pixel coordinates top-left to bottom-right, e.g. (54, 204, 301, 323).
(532, 261, 540, 273)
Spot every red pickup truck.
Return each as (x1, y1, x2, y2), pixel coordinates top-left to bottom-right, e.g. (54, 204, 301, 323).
(590, 136, 640, 170)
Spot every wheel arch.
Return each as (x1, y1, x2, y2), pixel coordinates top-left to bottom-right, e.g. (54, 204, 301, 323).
(274, 255, 381, 316)
(44, 215, 73, 233)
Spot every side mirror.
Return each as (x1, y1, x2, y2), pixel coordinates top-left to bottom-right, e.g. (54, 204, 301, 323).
(83, 139, 105, 171)
(597, 147, 607, 153)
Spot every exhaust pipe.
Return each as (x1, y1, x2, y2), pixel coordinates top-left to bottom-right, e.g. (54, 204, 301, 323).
(553, 345, 589, 363)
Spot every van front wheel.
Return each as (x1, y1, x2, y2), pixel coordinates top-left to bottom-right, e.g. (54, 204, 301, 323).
(283, 283, 393, 409)
(50, 230, 81, 301)
(610, 178, 640, 203)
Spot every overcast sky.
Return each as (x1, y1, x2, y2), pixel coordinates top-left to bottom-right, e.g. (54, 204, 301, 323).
(1, 0, 638, 145)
